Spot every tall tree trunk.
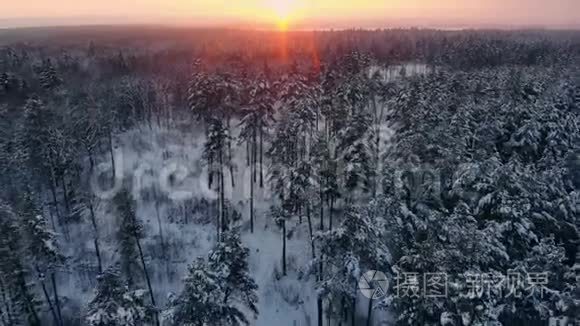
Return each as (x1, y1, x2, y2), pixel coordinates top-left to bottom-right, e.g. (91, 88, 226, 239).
(317, 297, 323, 326)
(208, 156, 214, 189)
(47, 207, 56, 234)
(48, 170, 61, 224)
(246, 140, 250, 167)
(329, 197, 334, 230)
(86, 145, 95, 172)
(50, 273, 62, 326)
(219, 150, 226, 232)
(39, 280, 59, 326)
(19, 282, 40, 326)
(154, 200, 166, 254)
(318, 195, 324, 231)
(108, 131, 116, 179)
(282, 219, 287, 276)
(227, 118, 235, 189)
(250, 151, 255, 234)
(253, 128, 257, 184)
(342, 297, 347, 324)
(216, 198, 220, 242)
(259, 128, 264, 188)
(60, 175, 70, 215)
(135, 238, 160, 326)
(316, 110, 319, 131)
(250, 130, 256, 234)
(307, 204, 315, 259)
(319, 192, 325, 231)
(0, 279, 13, 325)
(351, 297, 356, 326)
(88, 201, 103, 273)
(366, 297, 374, 326)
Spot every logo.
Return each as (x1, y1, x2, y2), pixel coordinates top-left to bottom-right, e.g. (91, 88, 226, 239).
(359, 270, 389, 300)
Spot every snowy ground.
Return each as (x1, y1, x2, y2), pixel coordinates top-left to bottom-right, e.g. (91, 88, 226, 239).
(54, 123, 321, 325)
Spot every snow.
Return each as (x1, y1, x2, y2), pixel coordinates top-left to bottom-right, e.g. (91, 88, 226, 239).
(60, 123, 324, 325)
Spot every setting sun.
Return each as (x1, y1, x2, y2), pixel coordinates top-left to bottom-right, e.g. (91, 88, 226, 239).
(264, 0, 301, 30)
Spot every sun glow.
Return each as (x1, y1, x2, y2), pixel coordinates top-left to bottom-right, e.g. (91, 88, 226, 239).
(264, 0, 301, 30)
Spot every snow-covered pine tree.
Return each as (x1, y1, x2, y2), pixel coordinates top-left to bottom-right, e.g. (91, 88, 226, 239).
(337, 111, 375, 199)
(311, 133, 340, 231)
(19, 192, 65, 326)
(204, 117, 232, 237)
(73, 190, 103, 273)
(208, 230, 259, 322)
(168, 258, 222, 326)
(72, 104, 101, 171)
(114, 190, 141, 289)
(170, 231, 258, 326)
(314, 204, 391, 326)
(239, 78, 276, 232)
(38, 59, 61, 90)
(0, 202, 40, 326)
(190, 69, 240, 192)
(86, 267, 152, 326)
(20, 98, 54, 176)
(268, 205, 292, 277)
(113, 189, 159, 326)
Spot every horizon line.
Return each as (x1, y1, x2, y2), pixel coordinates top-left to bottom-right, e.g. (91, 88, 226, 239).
(1, 16, 580, 32)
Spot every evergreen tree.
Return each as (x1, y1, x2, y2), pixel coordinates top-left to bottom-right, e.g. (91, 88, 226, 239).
(19, 193, 65, 326)
(170, 230, 258, 326)
(86, 267, 152, 326)
(208, 230, 259, 320)
(239, 78, 275, 232)
(204, 117, 232, 237)
(38, 59, 61, 90)
(0, 202, 40, 326)
(311, 133, 340, 231)
(314, 204, 391, 326)
(114, 189, 159, 326)
(337, 111, 375, 198)
(73, 190, 103, 273)
(169, 258, 222, 326)
(268, 205, 292, 277)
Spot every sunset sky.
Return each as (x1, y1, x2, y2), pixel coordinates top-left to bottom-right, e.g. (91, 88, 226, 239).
(1, 0, 579, 29)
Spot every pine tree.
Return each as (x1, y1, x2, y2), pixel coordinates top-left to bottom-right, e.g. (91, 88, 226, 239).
(19, 193, 65, 326)
(239, 78, 275, 232)
(337, 112, 375, 198)
(73, 190, 103, 273)
(208, 230, 259, 320)
(0, 202, 40, 326)
(268, 206, 292, 277)
(114, 189, 159, 326)
(314, 204, 391, 326)
(86, 267, 152, 326)
(311, 133, 340, 231)
(170, 230, 258, 326)
(204, 117, 232, 237)
(72, 105, 100, 171)
(169, 258, 222, 326)
(38, 59, 61, 90)
(20, 99, 53, 175)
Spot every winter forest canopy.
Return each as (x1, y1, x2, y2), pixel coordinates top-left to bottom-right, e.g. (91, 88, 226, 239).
(0, 26, 579, 326)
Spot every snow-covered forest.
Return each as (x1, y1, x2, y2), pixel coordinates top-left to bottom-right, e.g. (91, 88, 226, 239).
(0, 27, 579, 326)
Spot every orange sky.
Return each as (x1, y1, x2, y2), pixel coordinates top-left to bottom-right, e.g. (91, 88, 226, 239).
(1, 0, 579, 29)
